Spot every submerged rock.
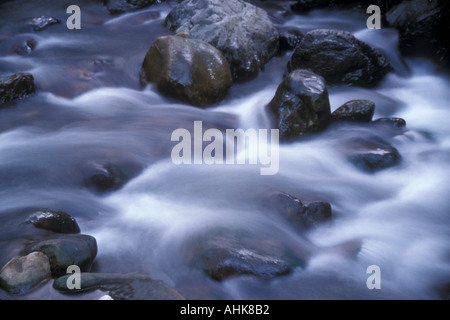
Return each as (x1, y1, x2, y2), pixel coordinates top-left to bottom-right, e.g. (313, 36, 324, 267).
(268, 69, 331, 140)
(164, 0, 280, 81)
(269, 191, 332, 228)
(104, 0, 161, 14)
(29, 16, 61, 31)
(288, 29, 391, 87)
(0, 252, 51, 294)
(186, 228, 306, 281)
(53, 272, 185, 300)
(331, 100, 376, 123)
(0, 73, 36, 105)
(140, 33, 232, 107)
(27, 210, 80, 234)
(23, 234, 97, 277)
(84, 163, 129, 193)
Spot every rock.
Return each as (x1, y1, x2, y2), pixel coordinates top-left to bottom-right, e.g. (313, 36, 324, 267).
(269, 191, 332, 228)
(53, 272, 185, 300)
(29, 16, 61, 31)
(84, 163, 128, 193)
(104, 0, 161, 15)
(288, 29, 391, 87)
(140, 33, 232, 107)
(186, 228, 305, 281)
(386, 0, 450, 71)
(27, 210, 81, 234)
(0, 252, 51, 294)
(331, 100, 375, 123)
(267, 69, 331, 140)
(346, 137, 402, 172)
(164, 0, 280, 81)
(23, 234, 98, 277)
(372, 117, 406, 129)
(0, 73, 36, 105)
(14, 38, 37, 55)
(279, 28, 304, 52)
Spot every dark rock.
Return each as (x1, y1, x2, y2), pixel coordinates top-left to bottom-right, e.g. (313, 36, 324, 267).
(140, 33, 233, 107)
(27, 210, 81, 234)
(104, 0, 161, 14)
(0, 73, 36, 105)
(346, 137, 401, 172)
(14, 39, 37, 55)
(0, 252, 51, 294)
(372, 117, 406, 129)
(386, 0, 450, 71)
(186, 228, 306, 281)
(288, 29, 391, 87)
(331, 100, 375, 123)
(268, 69, 331, 140)
(279, 28, 304, 52)
(269, 191, 332, 228)
(29, 16, 61, 31)
(53, 272, 185, 300)
(84, 163, 128, 193)
(164, 0, 280, 81)
(23, 234, 98, 277)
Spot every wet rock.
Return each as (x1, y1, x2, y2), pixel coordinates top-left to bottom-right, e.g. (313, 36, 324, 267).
(279, 28, 304, 52)
(27, 210, 80, 234)
(346, 137, 402, 172)
(23, 234, 97, 277)
(288, 29, 391, 87)
(53, 272, 185, 300)
(140, 33, 232, 107)
(14, 38, 37, 55)
(29, 16, 61, 31)
(104, 0, 161, 14)
(269, 191, 332, 228)
(386, 0, 450, 71)
(84, 163, 128, 193)
(268, 69, 331, 140)
(372, 117, 406, 129)
(186, 228, 306, 281)
(331, 100, 375, 123)
(0, 252, 51, 294)
(164, 0, 280, 81)
(0, 73, 36, 105)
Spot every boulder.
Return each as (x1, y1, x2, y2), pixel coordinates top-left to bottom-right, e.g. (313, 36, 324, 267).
(288, 29, 391, 87)
(140, 33, 232, 107)
(104, 0, 161, 15)
(346, 137, 402, 172)
(0, 252, 51, 294)
(27, 210, 81, 234)
(53, 272, 186, 300)
(267, 69, 331, 140)
(164, 0, 280, 81)
(268, 191, 332, 228)
(186, 228, 306, 281)
(23, 234, 97, 277)
(386, 0, 450, 70)
(0, 73, 36, 105)
(331, 100, 375, 123)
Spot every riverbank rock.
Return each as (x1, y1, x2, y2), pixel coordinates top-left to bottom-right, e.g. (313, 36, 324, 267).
(23, 234, 97, 277)
(331, 100, 375, 123)
(186, 228, 306, 281)
(140, 33, 232, 107)
(104, 0, 161, 15)
(164, 0, 280, 81)
(0, 252, 51, 294)
(0, 73, 36, 105)
(345, 137, 402, 172)
(269, 192, 332, 228)
(288, 29, 391, 87)
(53, 272, 185, 300)
(27, 210, 81, 234)
(268, 69, 331, 140)
(386, 0, 450, 71)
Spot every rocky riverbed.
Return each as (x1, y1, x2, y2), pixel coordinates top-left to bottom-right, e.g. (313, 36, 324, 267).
(0, 0, 449, 300)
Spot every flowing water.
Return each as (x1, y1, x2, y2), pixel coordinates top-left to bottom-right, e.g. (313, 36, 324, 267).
(0, 0, 449, 300)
